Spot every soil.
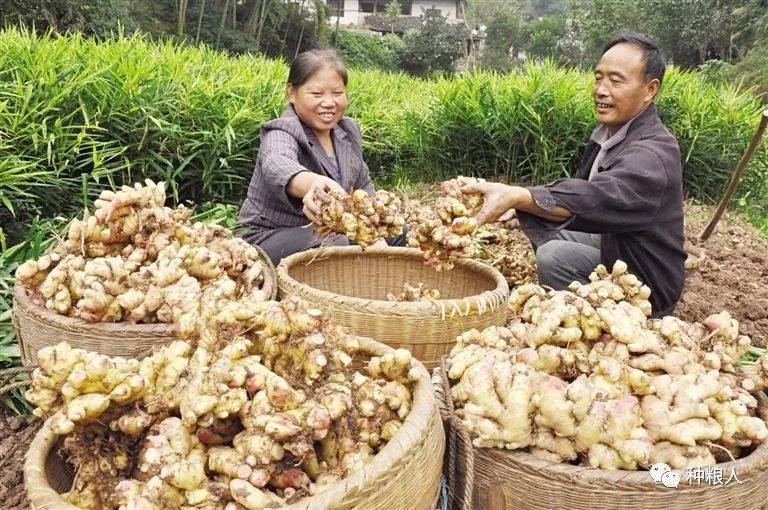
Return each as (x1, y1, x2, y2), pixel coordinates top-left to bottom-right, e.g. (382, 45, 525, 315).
(0, 408, 42, 510)
(1, 194, 766, 509)
(678, 204, 768, 347)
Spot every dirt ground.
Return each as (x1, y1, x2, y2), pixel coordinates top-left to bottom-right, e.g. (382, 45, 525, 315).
(0, 197, 766, 508)
(0, 409, 41, 510)
(677, 203, 768, 347)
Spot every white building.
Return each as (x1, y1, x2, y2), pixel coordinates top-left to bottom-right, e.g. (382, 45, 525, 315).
(328, 0, 464, 26)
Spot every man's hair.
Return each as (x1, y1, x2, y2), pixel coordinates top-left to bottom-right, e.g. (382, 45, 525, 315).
(602, 32, 666, 89)
(288, 49, 348, 88)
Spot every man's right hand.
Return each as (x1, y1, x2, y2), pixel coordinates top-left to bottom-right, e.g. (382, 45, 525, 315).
(302, 175, 345, 225)
(460, 181, 521, 225)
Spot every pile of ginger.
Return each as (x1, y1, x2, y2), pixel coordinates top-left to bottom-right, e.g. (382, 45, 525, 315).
(406, 176, 484, 271)
(309, 176, 493, 272)
(15, 180, 269, 324)
(446, 260, 768, 470)
(314, 189, 405, 248)
(25, 295, 421, 510)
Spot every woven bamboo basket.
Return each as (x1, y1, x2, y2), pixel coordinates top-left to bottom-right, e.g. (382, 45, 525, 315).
(12, 246, 277, 366)
(437, 357, 768, 510)
(24, 336, 445, 510)
(277, 246, 509, 369)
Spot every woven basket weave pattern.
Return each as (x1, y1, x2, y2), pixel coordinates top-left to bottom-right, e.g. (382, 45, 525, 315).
(12, 246, 277, 366)
(277, 246, 509, 369)
(24, 337, 445, 510)
(438, 356, 768, 510)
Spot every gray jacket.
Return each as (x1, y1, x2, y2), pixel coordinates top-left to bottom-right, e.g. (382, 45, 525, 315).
(239, 106, 375, 243)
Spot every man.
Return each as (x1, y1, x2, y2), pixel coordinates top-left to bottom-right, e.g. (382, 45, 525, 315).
(463, 33, 686, 317)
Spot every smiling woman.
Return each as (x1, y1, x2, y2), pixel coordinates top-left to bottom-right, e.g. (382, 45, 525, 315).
(238, 49, 406, 265)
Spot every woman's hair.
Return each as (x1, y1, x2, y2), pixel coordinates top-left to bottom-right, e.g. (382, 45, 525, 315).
(287, 49, 348, 88)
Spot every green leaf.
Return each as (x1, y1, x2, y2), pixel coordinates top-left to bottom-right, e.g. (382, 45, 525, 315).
(0, 343, 20, 358)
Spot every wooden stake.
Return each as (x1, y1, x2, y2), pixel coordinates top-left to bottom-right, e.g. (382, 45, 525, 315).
(699, 109, 768, 243)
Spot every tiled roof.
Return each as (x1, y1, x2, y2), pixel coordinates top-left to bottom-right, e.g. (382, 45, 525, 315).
(364, 14, 424, 34)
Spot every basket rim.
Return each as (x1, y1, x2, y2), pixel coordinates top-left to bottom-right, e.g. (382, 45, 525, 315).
(24, 336, 441, 510)
(277, 246, 510, 314)
(438, 355, 768, 486)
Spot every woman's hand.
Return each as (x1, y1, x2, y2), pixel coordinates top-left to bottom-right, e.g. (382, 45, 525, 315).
(302, 175, 345, 225)
(459, 181, 522, 225)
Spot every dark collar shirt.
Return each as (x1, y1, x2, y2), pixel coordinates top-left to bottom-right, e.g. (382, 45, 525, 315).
(518, 104, 687, 317)
(239, 107, 375, 244)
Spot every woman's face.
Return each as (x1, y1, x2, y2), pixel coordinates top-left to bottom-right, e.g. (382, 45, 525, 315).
(288, 65, 347, 136)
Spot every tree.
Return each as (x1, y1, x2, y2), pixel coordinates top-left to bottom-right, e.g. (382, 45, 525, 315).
(523, 15, 566, 60)
(555, 0, 587, 67)
(0, 0, 138, 36)
(385, 0, 401, 35)
(577, 0, 757, 68)
(481, 10, 523, 70)
(399, 8, 468, 76)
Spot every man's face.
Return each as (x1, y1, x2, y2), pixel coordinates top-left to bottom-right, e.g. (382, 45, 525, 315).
(593, 43, 659, 133)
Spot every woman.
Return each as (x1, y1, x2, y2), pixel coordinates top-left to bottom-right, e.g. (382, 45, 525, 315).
(239, 49, 404, 264)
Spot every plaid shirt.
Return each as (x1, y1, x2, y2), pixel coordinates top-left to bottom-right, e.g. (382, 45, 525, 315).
(239, 107, 375, 243)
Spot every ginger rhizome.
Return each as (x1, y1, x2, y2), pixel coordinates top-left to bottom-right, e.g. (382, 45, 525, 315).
(315, 189, 405, 248)
(407, 176, 485, 271)
(447, 260, 768, 471)
(15, 180, 269, 324)
(386, 282, 441, 302)
(26, 296, 420, 510)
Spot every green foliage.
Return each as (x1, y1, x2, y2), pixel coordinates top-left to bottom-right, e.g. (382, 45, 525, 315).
(335, 31, 405, 72)
(0, 29, 765, 242)
(523, 16, 566, 61)
(417, 61, 594, 182)
(385, 0, 402, 34)
(655, 70, 768, 206)
(399, 9, 467, 76)
(728, 47, 768, 100)
(252, 1, 331, 59)
(0, 0, 138, 37)
(0, 216, 68, 413)
(480, 10, 522, 71)
(576, 0, 760, 69)
(0, 28, 287, 245)
(190, 201, 242, 233)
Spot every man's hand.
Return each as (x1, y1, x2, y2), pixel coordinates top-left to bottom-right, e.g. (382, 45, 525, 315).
(460, 181, 522, 225)
(302, 175, 345, 225)
(371, 239, 388, 248)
